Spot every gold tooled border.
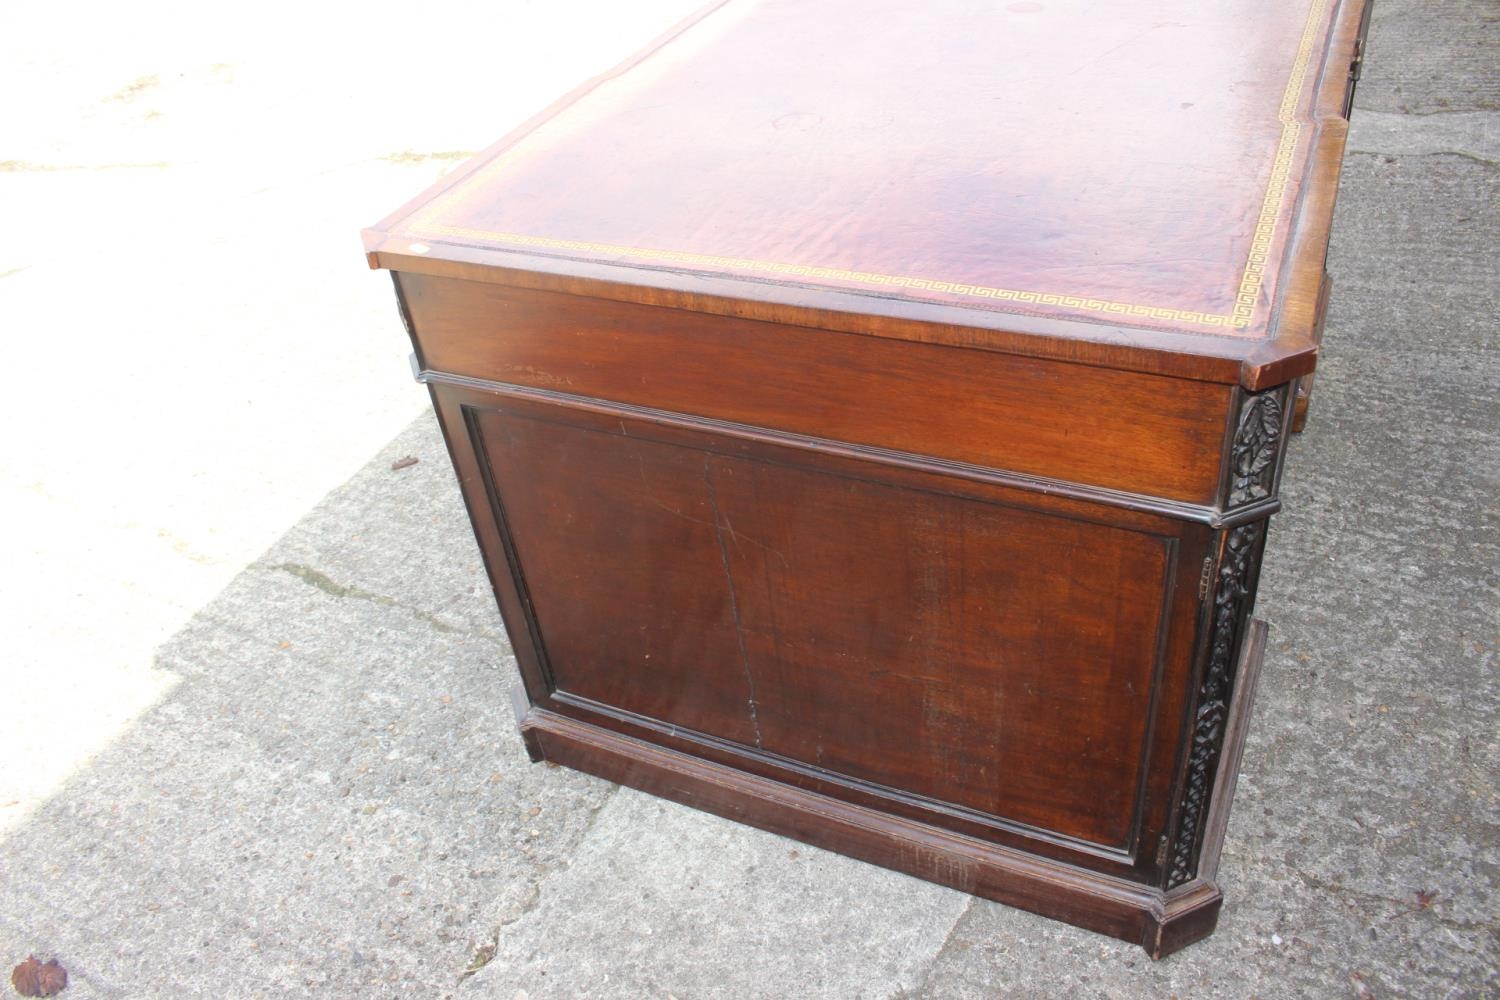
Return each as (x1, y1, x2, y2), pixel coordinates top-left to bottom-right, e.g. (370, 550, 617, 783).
(402, 0, 1332, 334)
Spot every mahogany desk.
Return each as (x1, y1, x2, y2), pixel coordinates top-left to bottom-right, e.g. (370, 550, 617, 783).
(364, 0, 1369, 957)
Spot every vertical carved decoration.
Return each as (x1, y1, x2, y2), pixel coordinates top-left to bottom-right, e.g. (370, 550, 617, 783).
(1167, 519, 1265, 887)
(1167, 387, 1286, 888)
(1228, 389, 1285, 507)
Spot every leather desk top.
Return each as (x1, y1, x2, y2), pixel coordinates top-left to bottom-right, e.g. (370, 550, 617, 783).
(366, 0, 1366, 387)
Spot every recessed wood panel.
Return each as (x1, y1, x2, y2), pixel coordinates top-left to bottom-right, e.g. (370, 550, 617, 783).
(474, 404, 1173, 849)
(471, 408, 759, 748)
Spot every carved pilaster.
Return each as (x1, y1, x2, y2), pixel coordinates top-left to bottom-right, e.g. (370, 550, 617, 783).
(1167, 519, 1266, 887)
(1167, 386, 1288, 888)
(1228, 387, 1286, 508)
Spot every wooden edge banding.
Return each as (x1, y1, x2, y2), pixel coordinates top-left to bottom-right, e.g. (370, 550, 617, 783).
(509, 683, 545, 762)
(1147, 881, 1224, 959)
(363, 242, 1259, 385)
(1291, 274, 1334, 431)
(1246, 0, 1367, 389)
(1240, 339, 1319, 392)
(1315, 0, 1374, 122)
(1196, 618, 1270, 883)
(1291, 380, 1312, 434)
(515, 707, 1219, 957)
(1246, 120, 1348, 389)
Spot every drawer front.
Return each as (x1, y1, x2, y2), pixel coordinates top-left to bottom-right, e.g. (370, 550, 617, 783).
(400, 273, 1234, 506)
(432, 383, 1209, 878)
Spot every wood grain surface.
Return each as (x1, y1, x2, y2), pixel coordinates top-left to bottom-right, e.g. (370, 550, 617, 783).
(475, 402, 1174, 848)
(400, 273, 1235, 504)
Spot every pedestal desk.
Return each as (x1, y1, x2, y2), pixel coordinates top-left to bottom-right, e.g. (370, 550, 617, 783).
(364, 0, 1370, 957)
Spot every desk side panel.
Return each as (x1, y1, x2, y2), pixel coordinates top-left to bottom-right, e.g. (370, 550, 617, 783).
(429, 384, 1210, 874)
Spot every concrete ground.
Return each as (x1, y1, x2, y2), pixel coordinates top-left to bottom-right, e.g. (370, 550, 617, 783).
(1, 2, 1495, 998)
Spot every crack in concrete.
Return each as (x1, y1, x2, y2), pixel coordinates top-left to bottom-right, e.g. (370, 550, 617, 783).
(1295, 870, 1499, 934)
(891, 896, 977, 1000)
(1346, 108, 1500, 166)
(1349, 149, 1500, 168)
(461, 783, 623, 990)
(496, 883, 545, 930)
(1364, 106, 1500, 118)
(270, 562, 506, 645)
(572, 782, 621, 841)
(456, 926, 500, 986)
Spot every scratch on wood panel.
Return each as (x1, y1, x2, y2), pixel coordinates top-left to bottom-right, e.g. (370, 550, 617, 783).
(704, 457, 764, 748)
(746, 466, 792, 675)
(897, 842, 978, 894)
(634, 451, 717, 528)
(502, 364, 574, 387)
(719, 507, 747, 558)
(717, 507, 789, 567)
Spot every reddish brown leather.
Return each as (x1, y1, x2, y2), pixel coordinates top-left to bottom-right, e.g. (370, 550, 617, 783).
(378, 0, 1345, 342)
